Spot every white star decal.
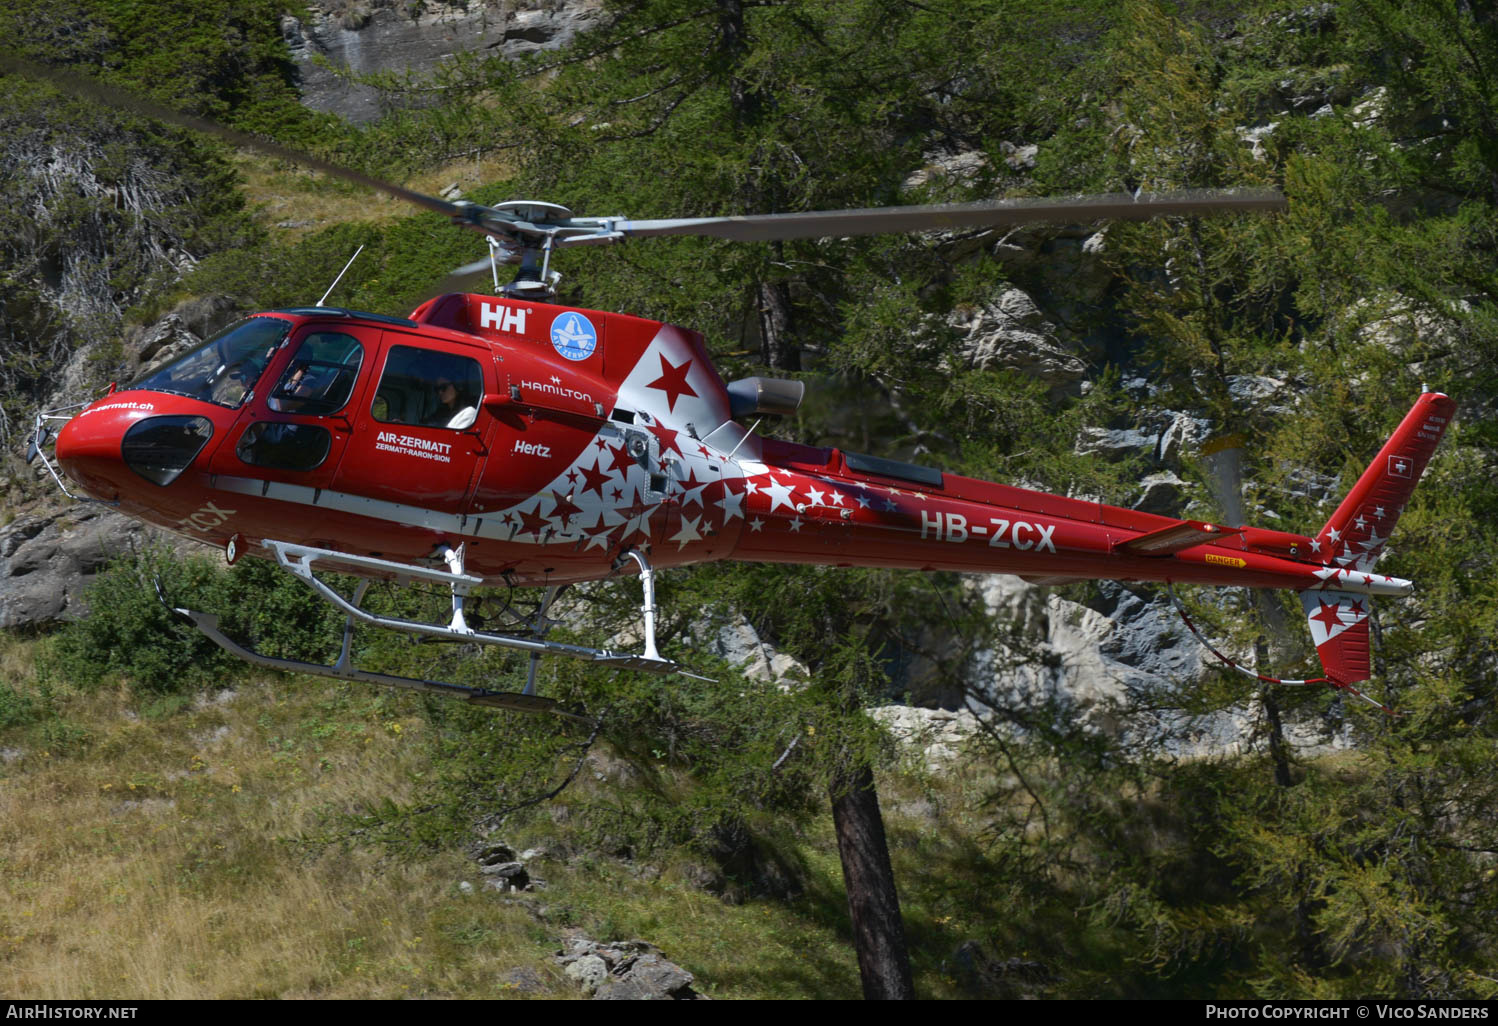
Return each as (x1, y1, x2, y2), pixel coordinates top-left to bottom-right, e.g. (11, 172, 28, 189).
(749, 517, 764, 532)
(716, 486, 745, 522)
(1374, 506, 1386, 519)
(855, 494, 871, 509)
(829, 490, 846, 506)
(670, 514, 703, 550)
(788, 516, 804, 533)
(763, 478, 798, 513)
(675, 475, 709, 507)
(806, 485, 826, 507)
(744, 479, 760, 495)
(1328, 526, 1342, 543)
(1310, 539, 1321, 553)
(1355, 515, 1367, 530)
(1359, 530, 1387, 552)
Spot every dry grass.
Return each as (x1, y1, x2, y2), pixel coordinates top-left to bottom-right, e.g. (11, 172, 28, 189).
(0, 631, 1023, 999)
(0, 663, 563, 999)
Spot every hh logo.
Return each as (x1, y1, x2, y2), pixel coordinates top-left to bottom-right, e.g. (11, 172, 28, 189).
(480, 303, 529, 335)
(1388, 454, 1412, 479)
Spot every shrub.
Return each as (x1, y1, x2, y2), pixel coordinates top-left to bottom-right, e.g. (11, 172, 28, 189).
(43, 546, 344, 696)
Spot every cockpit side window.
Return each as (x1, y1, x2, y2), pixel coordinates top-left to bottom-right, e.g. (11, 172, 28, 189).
(132, 316, 292, 408)
(371, 344, 484, 430)
(268, 331, 364, 415)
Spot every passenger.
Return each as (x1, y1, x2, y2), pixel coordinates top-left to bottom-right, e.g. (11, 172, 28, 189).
(429, 377, 477, 429)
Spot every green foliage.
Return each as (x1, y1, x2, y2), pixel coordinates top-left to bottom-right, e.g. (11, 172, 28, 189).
(0, 680, 37, 731)
(8, 0, 1498, 999)
(43, 547, 344, 696)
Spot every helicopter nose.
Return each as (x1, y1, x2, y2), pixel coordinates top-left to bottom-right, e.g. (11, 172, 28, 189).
(55, 401, 217, 500)
(54, 407, 131, 501)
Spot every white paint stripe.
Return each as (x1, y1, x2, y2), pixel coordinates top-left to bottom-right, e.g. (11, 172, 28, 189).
(212, 475, 534, 543)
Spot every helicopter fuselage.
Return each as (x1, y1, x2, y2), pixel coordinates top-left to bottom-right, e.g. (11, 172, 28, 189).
(53, 293, 1417, 600)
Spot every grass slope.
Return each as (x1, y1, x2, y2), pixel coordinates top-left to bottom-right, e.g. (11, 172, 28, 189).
(0, 634, 1025, 1000)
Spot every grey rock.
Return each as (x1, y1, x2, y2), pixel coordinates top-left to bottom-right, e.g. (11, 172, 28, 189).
(1157, 412, 1212, 466)
(479, 861, 530, 892)
(563, 954, 609, 995)
(902, 149, 990, 191)
(1000, 141, 1038, 171)
(970, 575, 1212, 749)
(292, 1, 603, 124)
(709, 618, 806, 682)
(594, 954, 697, 1001)
(1236, 121, 1279, 161)
(1132, 470, 1190, 515)
(949, 287, 1087, 392)
(1076, 426, 1155, 459)
(0, 506, 174, 630)
(476, 841, 517, 865)
(558, 937, 704, 1000)
(869, 706, 980, 767)
(133, 313, 201, 375)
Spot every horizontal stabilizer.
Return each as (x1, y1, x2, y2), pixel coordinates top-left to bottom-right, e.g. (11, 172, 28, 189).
(1301, 589, 1372, 683)
(1116, 520, 1242, 556)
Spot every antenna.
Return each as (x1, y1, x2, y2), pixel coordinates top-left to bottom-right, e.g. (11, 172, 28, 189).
(317, 245, 365, 307)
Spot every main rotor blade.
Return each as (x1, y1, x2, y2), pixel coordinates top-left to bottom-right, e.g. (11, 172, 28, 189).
(609, 189, 1286, 243)
(0, 54, 462, 220)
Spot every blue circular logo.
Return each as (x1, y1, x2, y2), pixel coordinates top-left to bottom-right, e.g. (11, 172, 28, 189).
(550, 312, 597, 362)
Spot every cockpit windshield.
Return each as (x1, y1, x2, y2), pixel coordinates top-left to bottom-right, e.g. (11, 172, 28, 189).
(132, 316, 292, 408)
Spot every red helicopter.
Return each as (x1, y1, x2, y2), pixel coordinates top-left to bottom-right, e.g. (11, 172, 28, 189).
(17, 62, 1453, 717)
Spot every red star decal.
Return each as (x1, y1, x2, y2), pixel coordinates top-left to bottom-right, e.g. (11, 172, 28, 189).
(609, 485, 624, 502)
(576, 457, 613, 498)
(605, 441, 637, 477)
(1310, 600, 1343, 634)
(1348, 599, 1365, 617)
(518, 506, 554, 538)
(595, 437, 609, 452)
(550, 491, 583, 528)
(647, 421, 684, 460)
(676, 467, 708, 508)
(645, 354, 698, 413)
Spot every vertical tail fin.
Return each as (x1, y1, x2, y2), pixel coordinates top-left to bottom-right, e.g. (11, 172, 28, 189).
(1313, 391, 1455, 572)
(1302, 391, 1455, 683)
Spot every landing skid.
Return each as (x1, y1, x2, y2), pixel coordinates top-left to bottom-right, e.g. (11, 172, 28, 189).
(177, 604, 591, 722)
(264, 541, 680, 675)
(166, 539, 689, 721)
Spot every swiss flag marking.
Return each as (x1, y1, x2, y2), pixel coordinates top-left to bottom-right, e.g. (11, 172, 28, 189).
(1388, 454, 1412, 479)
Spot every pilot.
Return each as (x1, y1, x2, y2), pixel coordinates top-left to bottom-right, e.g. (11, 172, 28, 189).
(430, 377, 477, 429)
